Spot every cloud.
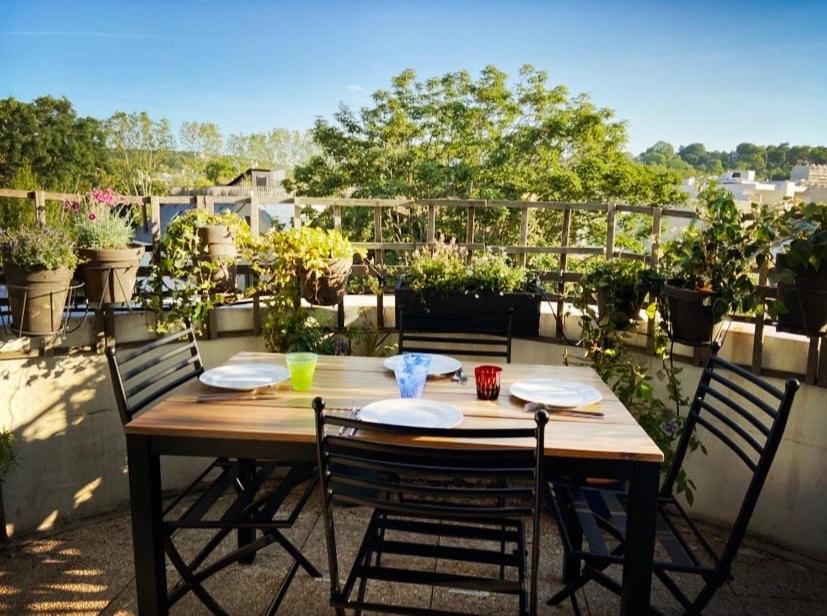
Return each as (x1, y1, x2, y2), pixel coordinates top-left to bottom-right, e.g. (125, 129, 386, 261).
(347, 84, 367, 94)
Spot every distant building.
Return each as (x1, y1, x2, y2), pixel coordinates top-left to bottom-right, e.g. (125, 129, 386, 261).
(225, 168, 289, 201)
(790, 164, 827, 185)
(681, 169, 807, 209)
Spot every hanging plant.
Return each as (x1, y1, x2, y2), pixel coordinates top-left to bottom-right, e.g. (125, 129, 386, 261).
(144, 209, 254, 333)
(251, 227, 361, 352)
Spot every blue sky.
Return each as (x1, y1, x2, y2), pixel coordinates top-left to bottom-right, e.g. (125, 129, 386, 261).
(1, 0, 825, 154)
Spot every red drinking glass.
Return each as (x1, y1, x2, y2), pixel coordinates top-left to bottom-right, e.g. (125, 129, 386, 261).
(475, 365, 503, 400)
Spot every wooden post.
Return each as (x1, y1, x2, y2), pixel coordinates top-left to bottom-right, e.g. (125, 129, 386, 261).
(805, 336, 819, 385)
(751, 263, 768, 374)
(248, 191, 259, 236)
(374, 206, 384, 329)
(646, 208, 662, 354)
(293, 203, 302, 228)
(149, 196, 161, 252)
(465, 206, 475, 262)
(517, 208, 529, 268)
(556, 208, 572, 339)
(196, 195, 207, 210)
(34, 190, 46, 226)
(426, 205, 436, 244)
(818, 336, 827, 388)
(203, 196, 215, 214)
(333, 205, 342, 231)
(605, 203, 616, 259)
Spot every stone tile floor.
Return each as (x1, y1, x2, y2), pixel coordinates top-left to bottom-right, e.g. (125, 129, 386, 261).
(1, 490, 824, 615)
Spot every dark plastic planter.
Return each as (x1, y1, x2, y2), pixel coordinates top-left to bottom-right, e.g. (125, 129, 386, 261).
(664, 284, 720, 346)
(597, 285, 646, 330)
(776, 253, 827, 336)
(197, 225, 237, 293)
(395, 284, 542, 337)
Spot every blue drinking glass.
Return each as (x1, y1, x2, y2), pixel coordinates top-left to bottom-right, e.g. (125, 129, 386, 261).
(394, 364, 428, 399)
(402, 353, 432, 370)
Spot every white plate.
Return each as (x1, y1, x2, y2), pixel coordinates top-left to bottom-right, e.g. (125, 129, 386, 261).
(508, 378, 603, 409)
(383, 354, 462, 376)
(358, 398, 463, 429)
(199, 363, 290, 391)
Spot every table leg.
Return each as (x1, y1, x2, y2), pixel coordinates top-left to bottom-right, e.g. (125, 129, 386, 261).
(127, 435, 167, 615)
(621, 460, 659, 615)
(237, 458, 257, 564)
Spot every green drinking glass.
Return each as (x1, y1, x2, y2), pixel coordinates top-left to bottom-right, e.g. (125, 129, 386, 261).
(285, 352, 318, 391)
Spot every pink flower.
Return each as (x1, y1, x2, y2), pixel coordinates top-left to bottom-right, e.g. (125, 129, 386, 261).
(88, 211, 97, 221)
(63, 199, 73, 210)
(91, 187, 115, 205)
(71, 201, 80, 212)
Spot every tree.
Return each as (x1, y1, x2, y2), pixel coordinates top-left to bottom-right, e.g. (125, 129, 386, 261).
(106, 111, 175, 195)
(285, 66, 685, 250)
(205, 155, 243, 184)
(639, 142, 694, 175)
(179, 121, 223, 158)
(226, 129, 317, 169)
(0, 96, 109, 191)
(288, 66, 683, 204)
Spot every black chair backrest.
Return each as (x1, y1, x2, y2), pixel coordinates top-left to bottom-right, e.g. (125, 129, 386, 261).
(313, 396, 548, 603)
(660, 342, 799, 572)
(106, 327, 204, 425)
(398, 307, 513, 363)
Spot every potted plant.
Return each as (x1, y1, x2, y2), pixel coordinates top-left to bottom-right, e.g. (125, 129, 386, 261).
(145, 209, 253, 333)
(578, 259, 653, 330)
(1, 226, 78, 335)
(264, 227, 357, 306)
(772, 202, 827, 335)
(67, 188, 144, 305)
(395, 238, 543, 337)
(658, 188, 758, 346)
(250, 227, 360, 352)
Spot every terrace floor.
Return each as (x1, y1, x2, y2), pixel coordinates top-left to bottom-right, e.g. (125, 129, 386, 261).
(1, 489, 824, 616)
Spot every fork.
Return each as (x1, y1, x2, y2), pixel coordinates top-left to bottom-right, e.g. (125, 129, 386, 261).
(337, 405, 359, 437)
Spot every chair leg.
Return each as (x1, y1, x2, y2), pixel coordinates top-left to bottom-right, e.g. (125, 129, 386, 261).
(547, 573, 590, 606)
(562, 499, 583, 583)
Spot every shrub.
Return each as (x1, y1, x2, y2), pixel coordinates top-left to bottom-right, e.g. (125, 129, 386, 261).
(0, 226, 78, 271)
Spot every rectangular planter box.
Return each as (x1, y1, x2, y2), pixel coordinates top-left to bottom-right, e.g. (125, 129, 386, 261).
(394, 285, 542, 337)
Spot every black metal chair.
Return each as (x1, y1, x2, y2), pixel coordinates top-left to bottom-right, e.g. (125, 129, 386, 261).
(313, 396, 548, 616)
(398, 307, 514, 363)
(106, 328, 320, 615)
(545, 342, 800, 616)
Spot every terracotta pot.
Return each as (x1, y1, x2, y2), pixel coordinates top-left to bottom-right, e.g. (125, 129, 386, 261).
(664, 284, 720, 346)
(5, 264, 74, 335)
(197, 225, 237, 293)
(776, 253, 827, 336)
(78, 245, 144, 305)
(300, 257, 352, 306)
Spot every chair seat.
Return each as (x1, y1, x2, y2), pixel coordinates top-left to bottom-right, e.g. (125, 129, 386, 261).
(337, 511, 527, 613)
(548, 481, 719, 575)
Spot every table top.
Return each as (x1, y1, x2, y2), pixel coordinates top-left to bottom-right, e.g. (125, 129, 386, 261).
(125, 352, 664, 463)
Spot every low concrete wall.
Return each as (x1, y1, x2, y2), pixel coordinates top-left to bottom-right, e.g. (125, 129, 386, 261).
(1, 300, 824, 561)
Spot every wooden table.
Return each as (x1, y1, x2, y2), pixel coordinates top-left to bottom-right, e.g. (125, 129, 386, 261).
(125, 353, 664, 615)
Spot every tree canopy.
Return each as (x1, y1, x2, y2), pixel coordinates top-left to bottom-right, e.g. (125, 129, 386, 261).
(286, 65, 685, 206)
(0, 96, 109, 191)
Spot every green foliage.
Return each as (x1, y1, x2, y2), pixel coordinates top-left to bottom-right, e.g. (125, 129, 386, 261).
(639, 141, 827, 181)
(0, 96, 109, 191)
(574, 267, 701, 503)
(252, 227, 358, 353)
(287, 65, 686, 250)
(579, 258, 655, 328)
(0, 226, 78, 271)
(106, 111, 175, 195)
(205, 156, 243, 184)
(778, 202, 827, 274)
(145, 209, 253, 333)
(660, 187, 766, 319)
(403, 238, 531, 294)
(0, 430, 18, 481)
(64, 188, 136, 250)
